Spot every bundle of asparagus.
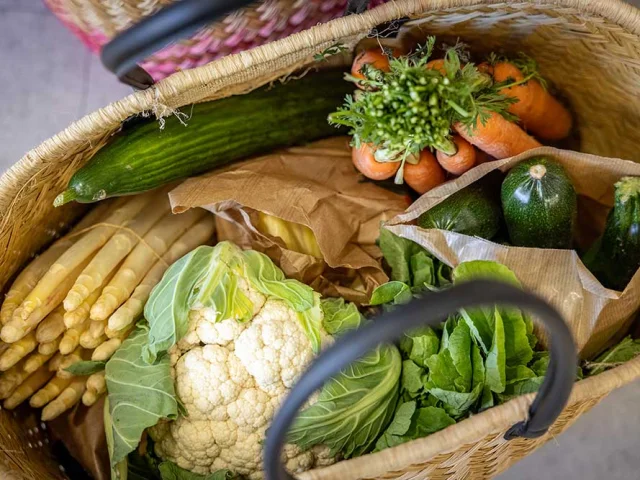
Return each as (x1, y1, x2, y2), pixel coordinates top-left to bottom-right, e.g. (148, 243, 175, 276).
(0, 192, 215, 421)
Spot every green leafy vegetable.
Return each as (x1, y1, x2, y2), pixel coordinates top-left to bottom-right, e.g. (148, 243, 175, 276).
(370, 281, 413, 306)
(484, 308, 506, 394)
(399, 326, 440, 368)
(105, 326, 179, 466)
(410, 251, 436, 290)
(289, 345, 402, 458)
(401, 360, 426, 397)
(321, 297, 363, 336)
(585, 336, 640, 376)
(158, 462, 238, 480)
(501, 308, 534, 367)
(496, 376, 544, 403)
(375, 404, 455, 451)
(64, 360, 106, 376)
(378, 228, 421, 284)
(452, 260, 521, 287)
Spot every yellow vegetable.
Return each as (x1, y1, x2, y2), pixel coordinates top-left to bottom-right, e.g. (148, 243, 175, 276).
(256, 212, 322, 258)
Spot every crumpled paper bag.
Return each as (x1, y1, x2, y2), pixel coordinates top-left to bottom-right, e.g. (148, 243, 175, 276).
(169, 137, 409, 304)
(386, 146, 640, 359)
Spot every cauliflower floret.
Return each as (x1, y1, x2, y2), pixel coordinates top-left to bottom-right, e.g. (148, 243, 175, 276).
(192, 278, 266, 346)
(176, 345, 254, 420)
(234, 299, 316, 395)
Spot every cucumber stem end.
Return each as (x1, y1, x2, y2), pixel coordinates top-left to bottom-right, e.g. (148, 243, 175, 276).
(53, 189, 77, 207)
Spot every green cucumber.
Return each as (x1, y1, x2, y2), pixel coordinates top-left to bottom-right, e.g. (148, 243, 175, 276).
(583, 176, 640, 291)
(54, 70, 351, 205)
(501, 157, 576, 249)
(417, 180, 502, 240)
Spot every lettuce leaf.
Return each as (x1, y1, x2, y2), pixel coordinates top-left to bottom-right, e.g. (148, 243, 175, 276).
(370, 281, 412, 306)
(452, 260, 521, 287)
(378, 228, 421, 284)
(484, 307, 506, 394)
(401, 360, 426, 397)
(288, 345, 401, 458)
(321, 297, 363, 336)
(105, 325, 179, 466)
(374, 403, 455, 451)
(410, 251, 435, 290)
(399, 327, 440, 368)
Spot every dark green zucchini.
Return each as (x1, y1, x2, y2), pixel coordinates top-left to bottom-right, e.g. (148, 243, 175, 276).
(501, 157, 576, 249)
(417, 180, 502, 240)
(583, 176, 640, 291)
(54, 71, 351, 205)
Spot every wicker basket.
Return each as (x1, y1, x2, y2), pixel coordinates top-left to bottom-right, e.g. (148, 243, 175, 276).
(44, 0, 386, 82)
(2, 0, 640, 478)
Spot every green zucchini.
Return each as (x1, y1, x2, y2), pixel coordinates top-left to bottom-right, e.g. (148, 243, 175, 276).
(501, 157, 576, 249)
(54, 70, 351, 205)
(417, 180, 502, 240)
(583, 176, 640, 291)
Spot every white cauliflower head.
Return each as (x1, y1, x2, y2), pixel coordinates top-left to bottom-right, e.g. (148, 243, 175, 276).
(149, 243, 337, 479)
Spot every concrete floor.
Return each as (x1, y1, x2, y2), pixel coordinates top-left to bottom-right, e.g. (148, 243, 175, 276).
(1, 1, 639, 479)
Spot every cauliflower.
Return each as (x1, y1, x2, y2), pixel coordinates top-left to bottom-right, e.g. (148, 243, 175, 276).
(148, 245, 336, 479)
(104, 243, 393, 480)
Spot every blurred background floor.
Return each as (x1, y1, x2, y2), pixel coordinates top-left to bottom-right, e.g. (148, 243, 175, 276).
(1, 1, 640, 479)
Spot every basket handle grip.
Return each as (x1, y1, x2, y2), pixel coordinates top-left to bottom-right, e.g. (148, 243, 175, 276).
(101, 0, 373, 88)
(263, 280, 577, 480)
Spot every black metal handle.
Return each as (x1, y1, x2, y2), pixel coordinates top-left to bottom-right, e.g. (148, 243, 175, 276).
(101, 0, 374, 88)
(264, 280, 577, 480)
(101, 0, 257, 88)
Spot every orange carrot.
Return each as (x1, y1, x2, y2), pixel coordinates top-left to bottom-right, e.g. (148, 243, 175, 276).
(403, 150, 446, 194)
(436, 135, 476, 175)
(426, 59, 446, 74)
(477, 62, 494, 76)
(352, 144, 400, 181)
(492, 62, 572, 140)
(454, 112, 542, 159)
(351, 48, 391, 84)
(474, 148, 493, 165)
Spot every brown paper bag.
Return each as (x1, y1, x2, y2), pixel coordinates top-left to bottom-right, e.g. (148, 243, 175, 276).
(169, 137, 409, 304)
(386, 146, 640, 359)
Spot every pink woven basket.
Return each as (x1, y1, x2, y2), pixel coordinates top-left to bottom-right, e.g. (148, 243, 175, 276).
(45, 0, 386, 82)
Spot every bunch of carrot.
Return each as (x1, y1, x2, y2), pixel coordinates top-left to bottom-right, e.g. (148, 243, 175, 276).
(0, 192, 215, 420)
(342, 44, 572, 194)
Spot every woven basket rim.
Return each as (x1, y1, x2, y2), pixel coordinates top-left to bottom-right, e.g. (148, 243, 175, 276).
(4, 0, 639, 205)
(298, 352, 640, 480)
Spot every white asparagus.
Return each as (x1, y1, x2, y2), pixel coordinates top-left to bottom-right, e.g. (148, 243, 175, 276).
(89, 319, 107, 339)
(64, 194, 171, 311)
(41, 377, 86, 421)
(91, 209, 205, 321)
(64, 266, 119, 329)
(0, 331, 37, 371)
(0, 202, 111, 326)
(48, 352, 64, 372)
(16, 195, 152, 322)
(91, 326, 132, 361)
(25, 350, 56, 374)
(30, 375, 72, 408)
(0, 360, 27, 399)
(35, 305, 66, 343)
(82, 371, 106, 406)
(80, 330, 106, 349)
(59, 319, 89, 355)
(4, 367, 53, 409)
(1, 256, 92, 343)
(107, 215, 215, 333)
(56, 347, 90, 379)
(38, 336, 62, 355)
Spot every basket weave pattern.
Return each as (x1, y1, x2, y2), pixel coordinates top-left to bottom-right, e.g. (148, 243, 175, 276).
(44, 0, 386, 81)
(2, 1, 640, 479)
